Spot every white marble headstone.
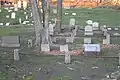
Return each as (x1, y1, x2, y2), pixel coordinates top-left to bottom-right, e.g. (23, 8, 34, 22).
(53, 9, 57, 14)
(65, 13, 68, 15)
(0, 9, 1, 12)
(24, 12, 26, 14)
(72, 13, 76, 16)
(26, 15, 28, 20)
(30, 12, 32, 17)
(84, 38, 91, 44)
(60, 45, 69, 52)
(14, 49, 20, 60)
(85, 25, 93, 31)
(6, 15, 10, 18)
(5, 23, 10, 26)
(41, 44, 50, 52)
(11, 12, 16, 19)
(69, 18, 75, 26)
(23, 0, 27, 10)
(28, 39, 32, 48)
(40, 9, 43, 13)
(0, 23, 3, 26)
(19, 18, 22, 24)
(86, 20, 93, 25)
(92, 22, 99, 30)
(8, 10, 12, 12)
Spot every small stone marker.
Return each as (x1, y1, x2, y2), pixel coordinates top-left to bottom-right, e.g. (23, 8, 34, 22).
(11, 12, 16, 19)
(72, 13, 76, 16)
(14, 49, 20, 60)
(114, 28, 118, 31)
(65, 52, 71, 64)
(14, 4, 18, 11)
(84, 38, 91, 44)
(28, 39, 32, 48)
(41, 44, 50, 52)
(86, 20, 93, 25)
(107, 28, 112, 31)
(6, 15, 9, 18)
(66, 37, 74, 43)
(92, 22, 99, 30)
(65, 13, 68, 15)
(40, 9, 43, 13)
(30, 12, 32, 17)
(0, 23, 3, 26)
(8, 10, 12, 12)
(69, 18, 75, 27)
(0, 9, 1, 12)
(60, 44, 68, 52)
(52, 9, 57, 14)
(5, 23, 10, 26)
(19, 18, 22, 24)
(24, 12, 27, 14)
(25, 15, 28, 20)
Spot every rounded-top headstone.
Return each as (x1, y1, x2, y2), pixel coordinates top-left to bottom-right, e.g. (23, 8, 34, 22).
(86, 20, 93, 25)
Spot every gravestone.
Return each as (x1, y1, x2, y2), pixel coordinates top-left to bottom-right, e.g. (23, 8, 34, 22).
(28, 39, 32, 48)
(6, 15, 9, 18)
(23, 0, 27, 10)
(14, 49, 20, 60)
(24, 12, 26, 14)
(11, 12, 16, 19)
(84, 38, 91, 44)
(60, 44, 68, 52)
(52, 37, 56, 43)
(30, 12, 32, 17)
(107, 28, 112, 31)
(40, 9, 43, 13)
(66, 37, 74, 43)
(0, 9, 1, 12)
(8, 10, 12, 12)
(5, 23, 10, 26)
(1, 36, 20, 47)
(92, 22, 99, 30)
(52, 9, 57, 14)
(23, 21, 29, 24)
(41, 44, 50, 52)
(17, 0, 22, 8)
(26, 15, 28, 20)
(49, 24, 54, 35)
(19, 18, 22, 24)
(84, 25, 93, 36)
(113, 33, 120, 36)
(69, 18, 75, 27)
(114, 28, 118, 31)
(86, 20, 93, 25)
(103, 33, 110, 44)
(65, 52, 71, 64)
(72, 26, 78, 36)
(72, 13, 76, 16)
(0, 23, 3, 26)
(65, 13, 68, 15)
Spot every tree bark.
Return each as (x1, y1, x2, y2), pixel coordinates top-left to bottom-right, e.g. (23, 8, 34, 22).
(30, 0, 43, 46)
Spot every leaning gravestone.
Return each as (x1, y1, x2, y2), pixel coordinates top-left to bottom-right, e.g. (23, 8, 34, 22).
(1, 36, 20, 47)
(60, 44, 69, 52)
(41, 44, 50, 52)
(92, 22, 99, 30)
(84, 38, 91, 44)
(69, 18, 75, 27)
(14, 49, 20, 60)
(11, 12, 16, 19)
(84, 25, 93, 36)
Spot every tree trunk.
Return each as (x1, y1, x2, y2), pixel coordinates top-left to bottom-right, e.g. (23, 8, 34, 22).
(30, 0, 43, 47)
(55, 0, 62, 33)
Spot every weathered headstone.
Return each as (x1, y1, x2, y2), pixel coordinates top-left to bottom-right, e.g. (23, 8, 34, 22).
(19, 18, 22, 24)
(84, 38, 91, 44)
(84, 25, 93, 36)
(65, 52, 71, 64)
(60, 44, 68, 52)
(26, 15, 28, 20)
(69, 18, 75, 27)
(14, 49, 19, 60)
(17, 0, 22, 8)
(28, 39, 32, 48)
(92, 22, 99, 30)
(6, 15, 9, 18)
(5, 22, 10, 26)
(41, 44, 50, 52)
(1, 36, 20, 47)
(11, 12, 16, 19)
(86, 20, 93, 25)
(72, 13, 76, 16)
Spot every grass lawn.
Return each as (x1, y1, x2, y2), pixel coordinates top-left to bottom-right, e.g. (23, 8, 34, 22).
(50, 8, 120, 26)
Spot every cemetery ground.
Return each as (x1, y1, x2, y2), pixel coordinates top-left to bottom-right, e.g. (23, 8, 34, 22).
(0, 7, 120, 80)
